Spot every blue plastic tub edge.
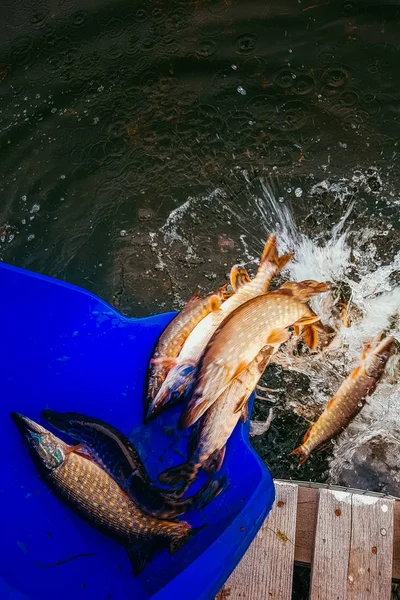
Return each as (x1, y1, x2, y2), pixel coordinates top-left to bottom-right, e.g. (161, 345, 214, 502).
(0, 262, 276, 600)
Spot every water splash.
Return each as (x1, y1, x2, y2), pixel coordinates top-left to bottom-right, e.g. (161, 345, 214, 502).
(158, 169, 400, 481)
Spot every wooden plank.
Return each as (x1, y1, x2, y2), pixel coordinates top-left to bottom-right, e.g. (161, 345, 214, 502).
(347, 495, 394, 599)
(222, 481, 298, 599)
(290, 482, 400, 581)
(295, 485, 319, 564)
(310, 489, 352, 600)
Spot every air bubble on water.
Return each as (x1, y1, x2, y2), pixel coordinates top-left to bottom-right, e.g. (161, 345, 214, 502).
(27, 234, 35, 241)
(21, 195, 27, 201)
(51, 107, 57, 114)
(120, 230, 127, 237)
(30, 204, 40, 213)
(231, 64, 238, 70)
(60, 174, 66, 179)
(295, 187, 303, 197)
(237, 86, 247, 95)
(21, 219, 26, 224)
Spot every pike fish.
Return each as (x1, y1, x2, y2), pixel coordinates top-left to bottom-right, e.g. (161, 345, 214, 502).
(159, 347, 274, 496)
(146, 235, 292, 421)
(42, 410, 223, 519)
(290, 334, 394, 465)
(180, 286, 328, 429)
(11, 413, 196, 575)
(146, 284, 231, 419)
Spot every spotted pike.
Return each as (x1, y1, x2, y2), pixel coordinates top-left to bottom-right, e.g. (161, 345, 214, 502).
(290, 334, 394, 465)
(145, 284, 231, 419)
(147, 235, 293, 421)
(42, 410, 223, 519)
(158, 347, 274, 496)
(11, 413, 196, 576)
(180, 287, 327, 429)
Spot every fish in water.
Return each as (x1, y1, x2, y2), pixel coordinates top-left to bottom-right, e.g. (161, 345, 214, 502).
(147, 235, 293, 421)
(11, 413, 197, 576)
(145, 283, 231, 420)
(42, 410, 224, 519)
(159, 347, 275, 496)
(180, 286, 328, 429)
(290, 334, 394, 465)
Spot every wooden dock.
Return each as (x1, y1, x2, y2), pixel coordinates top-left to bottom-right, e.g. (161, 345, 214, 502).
(219, 480, 399, 600)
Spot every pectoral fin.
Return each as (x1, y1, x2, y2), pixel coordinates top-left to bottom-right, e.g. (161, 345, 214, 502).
(266, 328, 290, 346)
(303, 324, 319, 350)
(295, 314, 320, 327)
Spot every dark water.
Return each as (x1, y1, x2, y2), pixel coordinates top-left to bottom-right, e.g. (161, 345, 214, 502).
(1, 2, 400, 594)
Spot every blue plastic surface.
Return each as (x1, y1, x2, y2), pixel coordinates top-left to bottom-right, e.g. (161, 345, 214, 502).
(0, 262, 275, 600)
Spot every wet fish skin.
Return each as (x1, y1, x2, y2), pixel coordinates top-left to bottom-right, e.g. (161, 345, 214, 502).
(180, 290, 322, 428)
(152, 235, 292, 418)
(159, 347, 274, 496)
(42, 410, 223, 519)
(146, 285, 230, 421)
(11, 413, 194, 576)
(291, 335, 394, 465)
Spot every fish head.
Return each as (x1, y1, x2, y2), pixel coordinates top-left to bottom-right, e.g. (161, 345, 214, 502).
(146, 363, 196, 422)
(42, 409, 94, 445)
(11, 412, 67, 471)
(363, 335, 394, 379)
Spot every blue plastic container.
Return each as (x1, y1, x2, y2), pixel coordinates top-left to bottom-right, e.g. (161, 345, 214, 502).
(0, 262, 275, 600)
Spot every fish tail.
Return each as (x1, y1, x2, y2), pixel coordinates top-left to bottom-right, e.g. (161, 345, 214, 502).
(260, 235, 293, 271)
(126, 538, 156, 577)
(158, 461, 199, 493)
(189, 476, 227, 510)
(289, 445, 310, 466)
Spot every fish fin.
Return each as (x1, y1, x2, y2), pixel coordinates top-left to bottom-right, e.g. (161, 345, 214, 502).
(240, 401, 249, 422)
(190, 476, 227, 510)
(259, 235, 277, 264)
(276, 252, 294, 270)
(289, 445, 309, 466)
(150, 357, 178, 368)
(294, 324, 302, 336)
(158, 461, 198, 492)
(168, 524, 195, 554)
(266, 328, 290, 346)
(234, 393, 249, 415)
(179, 399, 209, 429)
(303, 324, 319, 350)
(303, 425, 313, 442)
(351, 366, 362, 379)
(295, 314, 320, 327)
(203, 446, 226, 474)
(217, 282, 233, 301)
(208, 294, 222, 312)
(127, 539, 155, 576)
(230, 265, 251, 292)
(232, 360, 249, 379)
(67, 444, 93, 461)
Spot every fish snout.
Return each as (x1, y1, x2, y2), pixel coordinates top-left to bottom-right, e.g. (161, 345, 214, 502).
(11, 412, 48, 436)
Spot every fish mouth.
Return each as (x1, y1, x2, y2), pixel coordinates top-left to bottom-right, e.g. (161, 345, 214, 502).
(11, 412, 49, 436)
(145, 389, 171, 423)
